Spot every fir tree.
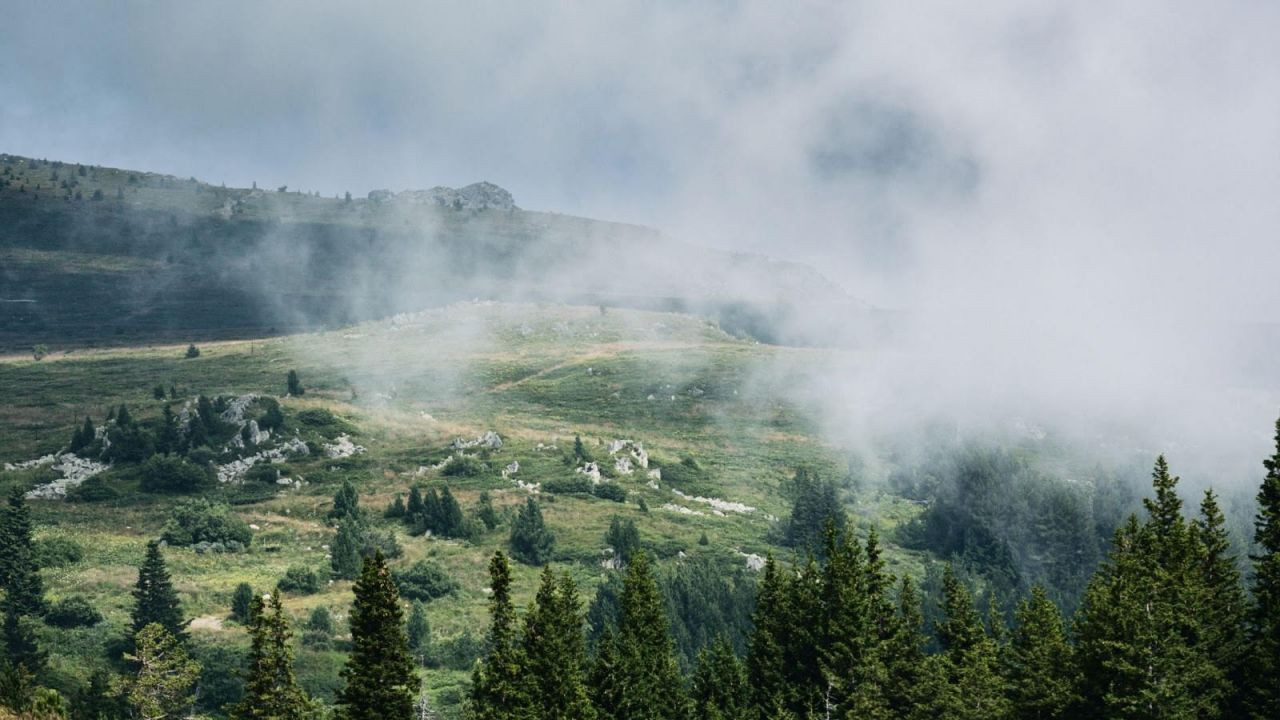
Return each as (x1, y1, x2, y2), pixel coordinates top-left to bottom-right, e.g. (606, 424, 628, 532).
(232, 590, 312, 720)
(522, 567, 595, 720)
(690, 636, 746, 720)
(469, 551, 531, 719)
(126, 624, 200, 720)
(70, 416, 95, 454)
(286, 370, 304, 396)
(476, 491, 499, 531)
(330, 480, 361, 522)
(2, 603, 45, 676)
(1249, 417, 1280, 719)
(883, 575, 930, 717)
(1193, 489, 1247, 715)
(0, 488, 45, 617)
(1006, 586, 1078, 720)
(331, 521, 363, 580)
(589, 626, 623, 718)
(231, 582, 255, 624)
(935, 564, 1009, 720)
(407, 601, 431, 662)
(407, 486, 425, 519)
(130, 540, 186, 643)
(509, 498, 555, 566)
(746, 555, 789, 717)
(338, 551, 417, 720)
(615, 551, 687, 720)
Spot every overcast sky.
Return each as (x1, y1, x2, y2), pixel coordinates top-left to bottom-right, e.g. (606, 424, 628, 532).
(4, 0, 1280, 465)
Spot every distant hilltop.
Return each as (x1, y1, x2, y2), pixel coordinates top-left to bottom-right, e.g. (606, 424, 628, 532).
(366, 181, 516, 211)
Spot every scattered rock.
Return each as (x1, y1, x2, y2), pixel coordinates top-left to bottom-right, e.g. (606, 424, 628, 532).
(452, 431, 502, 450)
(671, 489, 756, 515)
(322, 434, 365, 459)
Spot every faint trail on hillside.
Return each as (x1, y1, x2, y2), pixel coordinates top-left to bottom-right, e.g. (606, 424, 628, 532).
(483, 340, 736, 394)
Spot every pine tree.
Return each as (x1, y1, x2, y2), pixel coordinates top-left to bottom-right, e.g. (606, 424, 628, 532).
(232, 590, 312, 720)
(1249, 416, 1280, 719)
(126, 623, 200, 720)
(935, 564, 1009, 720)
(338, 551, 417, 720)
(130, 540, 186, 643)
(509, 498, 555, 566)
(522, 567, 595, 720)
(589, 626, 624, 718)
(70, 416, 95, 454)
(407, 486, 425, 519)
(407, 601, 430, 662)
(1006, 586, 1078, 720)
(469, 551, 531, 720)
(746, 555, 789, 717)
(286, 370, 304, 396)
(1193, 489, 1247, 715)
(438, 487, 466, 538)
(883, 575, 930, 718)
(614, 551, 687, 720)
(331, 521, 363, 580)
(330, 480, 361, 522)
(155, 405, 179, 455)
(2, 603, 46, 676)
(231, 582, 255, 624)
(690, 636, 746, 720)
(0, 488, 45, 617)
(476, 491, 499, 531)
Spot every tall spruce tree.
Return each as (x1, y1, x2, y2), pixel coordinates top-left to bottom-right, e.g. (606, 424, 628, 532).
(745, 555, 789, 718)
(882, 575, 930, 718)
(614, 551, 687, 720)
(589, 626, 624, 718)
(469, 551, 531, 720)
(131, 540, 185, 642)
(521, 567, 595, 720)
(126, 624, 200, 720)
(0, 488, 45, 617)
(508, 498, 555, 566)
(935, 565, 1009, 720)
(1249, 417, 1280, 719)
(690, 636, 746, 720)
(338, 551, 417, 720)
(2, 603, 45, 676)
(1193, 489, 1247, 715)
(232, 590, 312, 720)
(1006, 586, 1078, 720)
(331, 521, 363, 580)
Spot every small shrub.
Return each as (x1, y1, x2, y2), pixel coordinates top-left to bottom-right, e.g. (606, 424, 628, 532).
(243, 463, 280, 484)
(32, 537, 84, 568)
(287, 370, 304, 396)
(544, 477, 594, 495)
(440, 455, 485, 477)
(185, 344, 200, 359)
(141, 454, 212, 494)
(394, 560, 459, 601)
(509, 498, 555, 566)
(358, 527, 402, 560)
(593, 484, 627, 502)
(257, 397, 284, 431)
(32, 344, 48, 361)
(46, 596, 103, 628)
(295, 408, 351, 435)
(230, 583, 255, 624)
(66, 476, 118, 502)
(162, 498, 252, 548)
(277, 565, 323, 595)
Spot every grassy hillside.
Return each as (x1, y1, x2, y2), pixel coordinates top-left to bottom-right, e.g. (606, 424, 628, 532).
(0, 153, 880, 353)
(0, 301, 926, 715)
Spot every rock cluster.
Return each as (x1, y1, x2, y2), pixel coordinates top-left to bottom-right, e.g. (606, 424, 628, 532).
(366, 182, 516, 211)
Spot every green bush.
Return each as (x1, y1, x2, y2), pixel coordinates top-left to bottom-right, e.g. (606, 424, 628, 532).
(45, 596, 103, 628)
(440, 455, 485, 477)
(544, 476, 594, 495)
(140, 454, 213, 494)
(161, 498, 252, 549)
(593, 484, 627, 502)
(509, 498, 555, 566)
(294, 408, 352, 436)
(243, 463, 280, 484)
(393, 560, 459, 601)
(358, 527, 403, 560)
(66, 476, 118, 502)
(32, 536, 84, 568)
(277, 565, 323, 595)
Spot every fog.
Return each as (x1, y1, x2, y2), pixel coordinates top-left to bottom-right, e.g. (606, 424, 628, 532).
(4, 1, 1279, 483)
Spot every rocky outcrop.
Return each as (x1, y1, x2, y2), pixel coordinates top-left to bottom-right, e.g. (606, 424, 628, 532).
(366, 182, 516, 210)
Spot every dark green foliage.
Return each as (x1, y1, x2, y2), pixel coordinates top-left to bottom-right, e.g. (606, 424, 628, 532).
(71, 668, 128, 720)
(613, 551, 688, 719)
(0, 489, 45, 617)
(304, 606, 334, 650)
(232, 590, 313, 720)
(522, 567, 596, 720)
(185, 344, 200, 358)
(935, 564, 1010, 720)
(1249, 417, 1280, 719)
(573, 435, 592, 462)
(698, 532, 709, 546)
(243, 463, 280, 484)
(393, 559, 458, 601)
(66, 476, 119, 502)
(32, 536, 83, 568)
(383, 494, 406, 519)
(543, 476, 595, 495)
(1006, 586, 1077, 719)
(476, 490, 499, 531)
(155, 404, 179, 454)
(194, 642, 247, 716)
(231, 583, 255, 624)
(406, 601, 430, 657)
(103, 421, 153, 464)
(161, 498, 251, 548)
(286, 369, 304, 396)
(69, 416, 95, 454)
(469, 551, 531, 719)
(605, 515, 641, 565)
(153, 384, 166, 400)
(295, 408, 352, 435)
(130, 540, 185, 642)
(406, 486, 424, 518)
(45, 595, 103, 628)
(1193, 489, 1248, 716)
(337, 551, 417, 720)
(277, 565, 323, 595)
(661, 557, 756, 672)
(258, 397, 284, 431)
(140, 454, 213, 494)
(509, 498, 555, 566)
(781, 467, 845, 552)
(357, 526, 402, 561)
(3, 604, 46, 676)
(330, 522, 362, 580)
(690, 636, 746, 720)
(593, 483, 627, 502)
(329, 479, 361, 522)
(440, 454, 485, 477)
(745, 555, 789, 716)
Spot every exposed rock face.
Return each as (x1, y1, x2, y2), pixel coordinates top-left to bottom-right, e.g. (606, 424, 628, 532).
(452, 431, 503, 450)
(366, 182, 516, 210)
(22, 454, 108, 499)
(322, 434, 364, 459)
